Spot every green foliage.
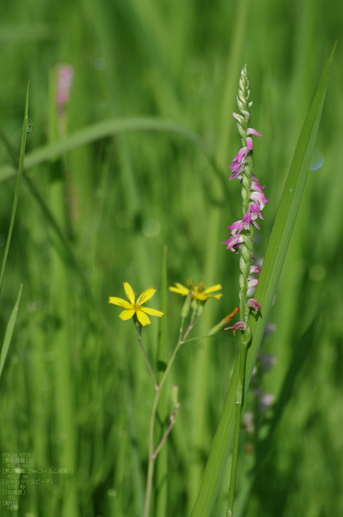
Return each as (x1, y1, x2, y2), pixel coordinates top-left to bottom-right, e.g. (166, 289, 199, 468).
(0, 1, 342, 516)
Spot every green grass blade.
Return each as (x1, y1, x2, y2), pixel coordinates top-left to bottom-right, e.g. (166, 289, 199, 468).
(23, 175, 94, 299)
(0, 116, 229, 200)
(0, 117, 212, 181)
(190, 41, 337, 517)
(246, 39, 337, 382)
(0, 82, 29, 291)
(0, 284, 23, 378)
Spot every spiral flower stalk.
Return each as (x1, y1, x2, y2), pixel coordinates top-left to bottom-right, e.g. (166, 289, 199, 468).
(224, 65, 269, 517)
(223, 65, 269, 334)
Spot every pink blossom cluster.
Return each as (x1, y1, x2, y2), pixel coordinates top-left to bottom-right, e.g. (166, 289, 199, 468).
(228, 126, 261, 180)
(223, 130, 269, 253)
(224, 120, 269, 333)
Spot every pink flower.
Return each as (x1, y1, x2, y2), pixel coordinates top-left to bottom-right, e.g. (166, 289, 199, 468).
(227, 219, 245, 236)
(247, 298, 261, 314)
(247, 277, 258, 297)
(223, 233, 245, 253)
(228, 210, 253, 236)
(247, 279, 258, 290)
(248, 202, 263, 223)
(225, 206, 261, 248)
(225, 321, 247, 335)
(247, 137, 253, 150)
(250, 175, 270, 211)
(249, 265, 261, 275)
(228, 129, 261, 181)
(229, 146, 249, 180)
(57, 65, 74, 111)
(247, 128, 262, 137)
(246, 206, 261, 230)
(250, 190, 269, 212)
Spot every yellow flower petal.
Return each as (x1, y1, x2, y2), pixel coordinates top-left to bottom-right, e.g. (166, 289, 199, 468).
(204, 283, 222, 294)
(195, 292, 223, 301)
(109, 297, 133, 309)
(169, 280, 222, 302)
(136, 310, 151, 326)
(123, 282, 136, 305)
(142, 307, 164, 317)
(119, 309, 135, 321)
(137, 287, 156, 305)
(194, 293, 207, 301)
(169, 283, 190, 296)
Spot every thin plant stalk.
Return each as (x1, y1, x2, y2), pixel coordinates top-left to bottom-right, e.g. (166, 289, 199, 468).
(0, 82, 29, 292)
(227, 343, 248, 516)
(0, 284, 23, 379)
(143, 334, 183, 517)
(136, 324, 159, 390)
(152, 404, 180, 461)
(223, 65, 267, 516)
(143, 307, 208, 517)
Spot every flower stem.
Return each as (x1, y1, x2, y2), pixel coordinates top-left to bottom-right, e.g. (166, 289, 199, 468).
(227, 335, 249, 516)
(153, 404, 180, 461)
(226, 64, 257, 515)
(144, 337, 184, 517)
(136, 323, 159, 390)
(144, 388, 161, 517)
(144, 304, 204, 516)
(182, 313, 201, 342)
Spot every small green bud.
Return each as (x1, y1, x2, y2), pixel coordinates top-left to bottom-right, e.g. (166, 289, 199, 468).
(171, 384, 181, 410)
(181, 291, 192, 319)
(207, 307, 240, 336)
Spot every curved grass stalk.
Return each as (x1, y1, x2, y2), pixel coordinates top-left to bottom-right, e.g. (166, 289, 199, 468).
(0, 117, 225, 188)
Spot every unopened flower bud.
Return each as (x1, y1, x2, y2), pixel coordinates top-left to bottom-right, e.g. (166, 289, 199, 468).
(171, 384, 180, 410)
(181, 291, 192, 319)
(207, 307, 239, 336)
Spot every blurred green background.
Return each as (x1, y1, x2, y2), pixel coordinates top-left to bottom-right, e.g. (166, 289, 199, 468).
(0, 0, 342, 516)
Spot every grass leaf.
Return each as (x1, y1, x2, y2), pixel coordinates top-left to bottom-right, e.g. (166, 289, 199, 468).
(0, 82, 29, 291)
(0, 284, 23, 379)
(0, 118, 215, 181)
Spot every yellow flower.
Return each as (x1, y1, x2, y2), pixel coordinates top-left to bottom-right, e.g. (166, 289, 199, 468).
(109, 282, 164, 326)
(169, 279, 223, 301)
